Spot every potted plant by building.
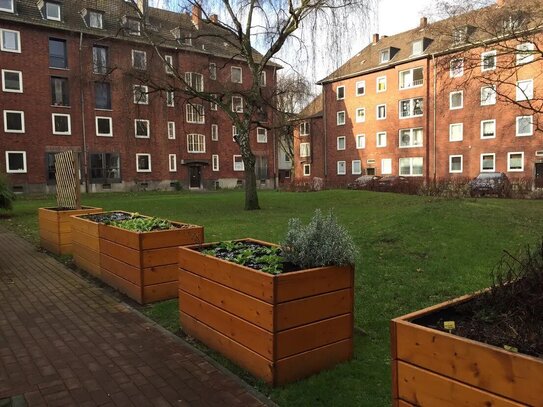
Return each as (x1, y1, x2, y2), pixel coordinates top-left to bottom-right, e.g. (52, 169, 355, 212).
(0, 173, 15, 212)
(391, 241, 543, 406)
(178, 209, 357, 386)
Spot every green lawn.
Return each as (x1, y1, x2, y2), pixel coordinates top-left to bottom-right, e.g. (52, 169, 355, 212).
(3, 190, 543, 406)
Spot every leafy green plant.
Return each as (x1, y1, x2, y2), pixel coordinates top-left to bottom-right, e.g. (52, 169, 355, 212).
(281, 209, 356, 269)
(0, 174, 15, 211)
(107, 216, 173, 232)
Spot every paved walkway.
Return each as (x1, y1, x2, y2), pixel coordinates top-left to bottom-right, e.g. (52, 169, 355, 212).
(0, 227, 271, 407)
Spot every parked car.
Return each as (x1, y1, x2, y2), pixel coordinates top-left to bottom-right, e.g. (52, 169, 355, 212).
(374, 176, 410, 192)
(347, 175, 382, 190)
(468, 172, 511, 197)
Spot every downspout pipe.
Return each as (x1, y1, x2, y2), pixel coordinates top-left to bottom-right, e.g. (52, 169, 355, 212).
(322, 90, 327, 178)
(79, 32, 89, 193)
(432, 53, 437, 184)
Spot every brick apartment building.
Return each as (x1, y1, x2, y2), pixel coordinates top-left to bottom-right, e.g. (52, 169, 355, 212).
(294, 0, 543, 189)
(0, 0, 279, 193)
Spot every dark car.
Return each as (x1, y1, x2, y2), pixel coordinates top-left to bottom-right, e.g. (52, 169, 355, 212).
(468, 172, 511, 197)
(374, 175, 410, 192)
(347, 175, 382, 190)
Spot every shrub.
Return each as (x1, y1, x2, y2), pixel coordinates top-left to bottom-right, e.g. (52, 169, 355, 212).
(0, 174, 15, 211)
(281, 209, 356, 268)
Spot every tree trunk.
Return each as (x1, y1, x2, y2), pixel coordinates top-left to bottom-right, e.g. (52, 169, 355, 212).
(239, 133, 260, 210)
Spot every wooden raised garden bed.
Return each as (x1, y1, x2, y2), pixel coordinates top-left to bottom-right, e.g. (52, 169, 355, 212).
(38, 207, 102, 255)
(99, 216, 203, 304)
(391, 293, 543, 407)
(178, 238, 355, 386)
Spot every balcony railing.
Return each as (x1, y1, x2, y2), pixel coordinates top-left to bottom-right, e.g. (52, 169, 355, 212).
(400, 78, 424, 89)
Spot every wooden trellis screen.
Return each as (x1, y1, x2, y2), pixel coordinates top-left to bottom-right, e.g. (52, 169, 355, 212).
(54, 151, 81, 209)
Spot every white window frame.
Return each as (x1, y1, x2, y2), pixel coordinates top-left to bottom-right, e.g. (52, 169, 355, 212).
(212, 154, 219, 171)
(337, 160, 346, 175)
(136, 153, 151, 172)
(303, 164, 311, 177)
(167, 121, 176, 139)
(209, 63, 217, 80)
(376, 76, 387, 93)
(480, 119, 496, 139)
(399, 97, 423, 119)
(356, 81, 365, 96)
(449, 91, 463, 110)
(233, 155, 244, 171)
(51, 113, 71, 135)
(131, 49, 147, 70)
(231, 66, 242, 83)
(399, 157, 423, 177)
(379, 48, 390, 63)
(337, 136, 346, 150)
(5, 151, 27, 173)
(0, 0, 15, 13)
(449, 155, 463, 174)
(336, 85, 345, 100)
(480, 153, 495, 172)
(516, 42, 535, 65)
(169, 154, 177, 172)
(88, 11, 103, 29)
(381, 158, 392, 175)
(399, 67, 424, 89)
(356, 134, 365, 149)
(257, 127, 267, 143)
(352, 160, 362, 175)
(300, 121, 310, 136)
(516, 79, 533, 101)
(399, 128, 423, 148)
(134, 119, 150, 138)
(164, 55, 174, 74)
(376, 131, 387, 148)
(481, 85, 496, 106)
(0, 28, 21, 53)
(376, 104, 386, 120)
(259, 71, 267, 87)
(187, 134, 206, 153)
(211, 124, 218, 141)
(507, 152, 524, 172)
(337, 111, 345, 126)
(355, 108, 365, 123)
(166, 90, 175, 107)
(3, 110, 24, 133)
(300, 142, 310, 158)
(516, 115, 533, 136)
(232, 125, 239, 141)
(1, 69, 22, 93)
(411, 39, 423, 55)
(231, 96, 243, 113)
(133, 85, 148, 104)
(185, 72, 204, 92)
(186, 103, 205, 124)
(449, 123, 463, 142)
(450, 58, 464, 78)
(45, 2, 61, 21)
(95, 116, 112, 137)
(481, 50, 497, 72)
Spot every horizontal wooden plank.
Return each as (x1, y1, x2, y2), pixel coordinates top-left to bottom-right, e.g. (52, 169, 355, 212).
(397, 362, 526, 407)
(58, 243, 71, 256)
(58, 221, 72, 233)
(397, 400, 416, 407)
(57, 207, 102, 221)
(143, 264, 178, 285)
(275, 338, 353, 386)
(38, 208, 60, 222)
(100, 239, 141, 268)
(99, 224, 140, 250)
(70, 216, 100, 236)
(58, 232, 72, 246)
(73, 249, 101, 278)
(276, 288, 353, 331)
(395, 320, 543, 406)
(179, 290, 273, 359)
(39, 228, 60, 244)
(38, 218, 59, 235)
(101, 268, 142, 304)
(179, 270, 273, 331)
(100, 253, 141, 286)
(143, 282, 177, 303)
(140, 226, 204, 250)
(180, 312, 273, 383)
(72, 230, 100, 251)
(142, 247, 178, 268)
(72, 242, 100, 265)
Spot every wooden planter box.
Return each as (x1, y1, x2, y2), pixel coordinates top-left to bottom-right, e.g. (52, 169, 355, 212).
(38, 207, 102, 255)
(99, 217, 203, 304)
(178, 239, 355, 386)
(391, 293, 543, 406)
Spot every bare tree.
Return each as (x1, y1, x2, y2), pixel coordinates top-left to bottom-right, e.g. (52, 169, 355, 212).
(126, 0, 374, 210)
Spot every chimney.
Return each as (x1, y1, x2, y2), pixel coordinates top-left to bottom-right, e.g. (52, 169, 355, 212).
(192, 4, 202, 29)
(420, 16, 428, 28)
(496, 0, 506, 6)
(372, 33, 380, 44)
(210, 14, 218, 23)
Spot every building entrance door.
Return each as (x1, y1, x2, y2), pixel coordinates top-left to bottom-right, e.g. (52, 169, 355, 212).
(535, 163, 543, 188)
(189, 166, 201, 189)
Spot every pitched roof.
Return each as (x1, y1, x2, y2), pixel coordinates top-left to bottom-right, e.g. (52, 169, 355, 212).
(298, 94, 323, 119)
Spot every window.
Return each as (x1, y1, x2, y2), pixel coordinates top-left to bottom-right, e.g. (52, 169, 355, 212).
(51, 113, 71, 135)
(481, 51, 496, 71)
(257, 127, 267, 143)
(481, 85, 496, 105)
(337, 161, 346, 175)
(187, 134, 205, 153)
(508, 152, 524, 172)
(377, 76, 387, 92)
(356, 81, 365, 96)
(169, 154, 177, 172)
(399, 67, 423, 89)
(136, 154, 151, 172)
(2, 69, 22, 92)
(380, 49, 390, 63)
(95, 82, 111, 109)
(450, 58, 464, 78)
(132, 50, 146, 70)
(516, 43, 535, 65)
(381, 158, 392, 175)
(449, 123, 463, 142)
(260, 71, 267, 87)
(481, 120, 496, 139)
(5, 151, 26, 173)
(96, 116, 112, 137)
(134, 119, 150, 138)
(88, 11, 103, 29)
(449, 155, 463, 173)
(516, 115, 532, 136)
(300, 142, 310, 158)
(449, 91, 463, 109)
(186, 104, 205, 123)
(209, 63, 217, 80)
(399, 128, 423, 148)
(352, 160, 362, 175)
(337, 136, 346, 150)
(49, 38, 67, 68)
(481, 153, 495, 172)
(399, 157, 423, 176)
(167, 121, 175, 139)
(3, 110, 24, 133)
(166, 90, 174, 107)
(133, 85, 148, 104)
(0, 29, 20, 53)
(336, 86, 345, 100)
(231, 96, 243, 113)
(233, 155, 244, 171)
(303, 164, 311, 176)
(399, 98, 423, 118)
(89, 153, 120, 183)
(164, 55, 174, 74)
(45, 2, 61, 21)
(356, 134, 365, 149)
(211, 124, 218, 141)
(212, 154, 219, 171)
(376, 132, 387, 147)
(232, 125, 239, 141)
(126, 18, 141, 36)
(300, 121, 309, 136)
(516, 79, 533, 101)
(50, 77, 69, 106)
(0, 0, 15, 13)
(337, 111, 345, 125)
(452, 27, 468, 44)
(377, 104, 386, 120)
(231, 66, 242, 83)
(185, 72, 204, 92)
(92, 46, 108, 74)
(355, 108, 365, 123)
(210, 95, 218, 111)
(412, 39, 424, 55)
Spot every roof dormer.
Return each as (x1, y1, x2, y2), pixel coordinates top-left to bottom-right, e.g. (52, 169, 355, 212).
(411, 37, 432, 55)
(0, 0, 15, 13)
(452, 25, 474, 45)
(81, 8, 104, 29)
(38, 0, 62, 22)
(121, 15, 141, 36)
(379, 47, 399, 64)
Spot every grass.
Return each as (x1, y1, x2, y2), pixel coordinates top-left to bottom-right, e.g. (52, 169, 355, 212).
(3, 189, 543, 406)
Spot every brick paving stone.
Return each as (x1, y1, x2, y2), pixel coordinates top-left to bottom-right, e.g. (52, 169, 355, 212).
(0, 227, 273, 407)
